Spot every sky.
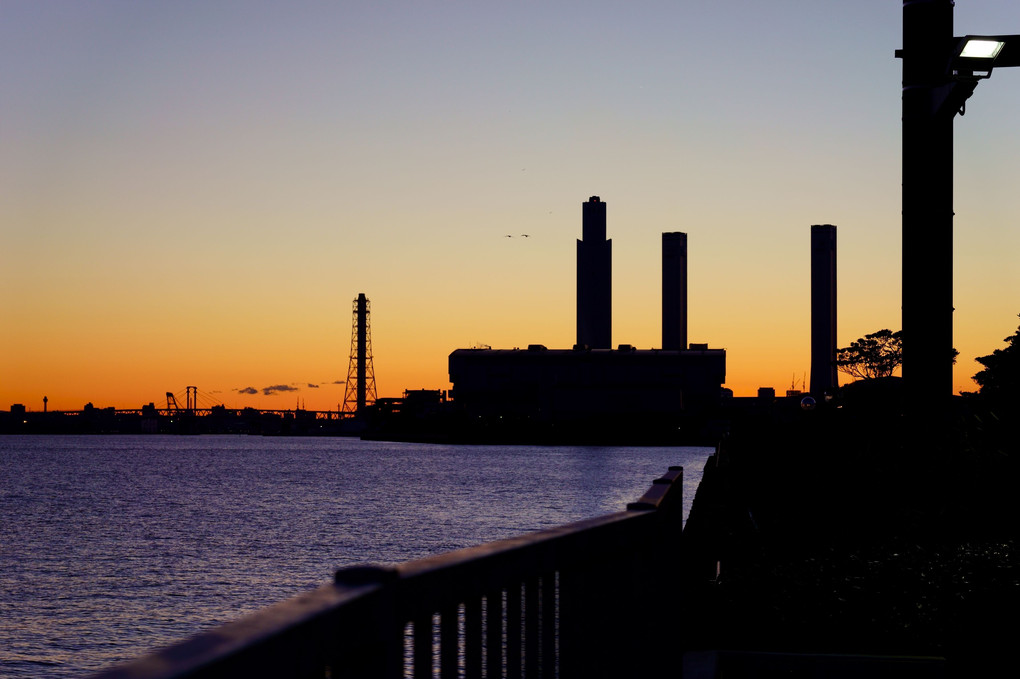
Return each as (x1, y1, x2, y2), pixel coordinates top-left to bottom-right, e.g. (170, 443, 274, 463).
(2, 1, 1019, 412)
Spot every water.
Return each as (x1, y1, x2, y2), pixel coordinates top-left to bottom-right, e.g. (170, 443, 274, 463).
(0, 435, 712, 678)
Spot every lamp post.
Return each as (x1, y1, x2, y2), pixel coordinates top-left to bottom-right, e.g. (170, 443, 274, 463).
(899, 1, 1020, 418)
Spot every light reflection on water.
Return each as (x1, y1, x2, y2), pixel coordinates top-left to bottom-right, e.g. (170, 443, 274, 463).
(0, 435, 711, 678)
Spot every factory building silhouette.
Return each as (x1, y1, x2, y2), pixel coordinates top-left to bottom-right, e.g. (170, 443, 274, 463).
(447, 196, 726, 442)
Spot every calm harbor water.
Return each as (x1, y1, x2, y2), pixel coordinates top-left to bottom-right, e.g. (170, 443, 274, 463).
(0, 435, 711, 678)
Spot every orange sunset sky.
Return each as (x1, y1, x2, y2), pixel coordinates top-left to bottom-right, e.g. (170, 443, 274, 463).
(3, 1, 1019, 413)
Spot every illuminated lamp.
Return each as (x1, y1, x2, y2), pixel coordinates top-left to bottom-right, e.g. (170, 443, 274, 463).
(952, 36, 1008, 80)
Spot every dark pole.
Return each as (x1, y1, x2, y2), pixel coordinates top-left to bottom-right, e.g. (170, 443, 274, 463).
(357, 293, 368, 413)
(901, 0, 955, 416)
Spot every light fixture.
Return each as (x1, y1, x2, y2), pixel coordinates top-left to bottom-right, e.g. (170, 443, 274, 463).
(952, 36, 1008, 80)
(959, 38, 1005, 59)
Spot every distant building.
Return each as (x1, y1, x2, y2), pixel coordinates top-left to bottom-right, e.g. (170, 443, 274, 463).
(448, 344, 725, 425)
(445, 196, 725, 442)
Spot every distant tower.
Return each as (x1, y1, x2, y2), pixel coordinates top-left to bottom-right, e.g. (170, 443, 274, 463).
(662, 232, 688, 351)
(342, 293, 377, 415)
(810, 224, 838, 396)
(576, 196, 612, 349)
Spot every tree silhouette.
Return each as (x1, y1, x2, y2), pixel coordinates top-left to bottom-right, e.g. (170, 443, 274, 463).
(971, 314, 1020, 405)
(835, 329, 902, 380)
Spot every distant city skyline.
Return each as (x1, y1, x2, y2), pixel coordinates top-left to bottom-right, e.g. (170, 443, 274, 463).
(3, 1, 1019, 411)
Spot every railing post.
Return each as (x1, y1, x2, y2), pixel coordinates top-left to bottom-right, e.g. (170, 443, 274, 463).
(332, 565, 403, 679)
(625, 467, 685, 676)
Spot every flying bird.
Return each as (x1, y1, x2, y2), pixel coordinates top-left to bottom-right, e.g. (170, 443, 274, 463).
(521, 234, 530, 238)
(505, 234, 513, 238)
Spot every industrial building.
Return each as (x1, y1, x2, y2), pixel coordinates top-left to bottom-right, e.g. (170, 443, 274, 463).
(446, 196, 726, 441)
(448, 343, 725, 423)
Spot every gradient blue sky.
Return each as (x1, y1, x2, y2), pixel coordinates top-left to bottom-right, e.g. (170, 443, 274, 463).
(2, 1, 1019, 410)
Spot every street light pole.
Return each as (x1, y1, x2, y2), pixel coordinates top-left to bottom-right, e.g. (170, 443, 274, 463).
(900, 3, 1020, 420)
(901, 0, 956, 417)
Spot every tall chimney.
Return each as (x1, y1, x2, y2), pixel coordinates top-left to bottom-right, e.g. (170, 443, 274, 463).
(810, 224, 838, 396)
(662, 232, 688, 351)
(576, 196, 612, 349)
(356, 293, 369, 412)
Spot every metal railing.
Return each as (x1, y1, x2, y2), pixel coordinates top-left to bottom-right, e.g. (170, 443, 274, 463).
(91, 467, 684, 679)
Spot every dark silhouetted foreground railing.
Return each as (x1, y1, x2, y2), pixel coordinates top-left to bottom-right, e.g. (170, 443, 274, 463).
(91, 467, 684, 679)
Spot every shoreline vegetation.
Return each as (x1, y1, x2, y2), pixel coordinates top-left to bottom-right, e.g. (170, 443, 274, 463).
(680, 379, 1019, 675)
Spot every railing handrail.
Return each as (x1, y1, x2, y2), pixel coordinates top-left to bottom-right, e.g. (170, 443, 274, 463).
(90, 466, 685, 679)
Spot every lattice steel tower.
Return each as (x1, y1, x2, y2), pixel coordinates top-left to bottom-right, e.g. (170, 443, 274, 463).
(342, 293, 377, 415)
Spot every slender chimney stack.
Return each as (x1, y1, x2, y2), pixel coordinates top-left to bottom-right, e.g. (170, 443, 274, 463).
(810, 224, 838, 396)
(576, 196, 612, 349)
(356, 293, 369, 411)
(662, 232, 688, 351)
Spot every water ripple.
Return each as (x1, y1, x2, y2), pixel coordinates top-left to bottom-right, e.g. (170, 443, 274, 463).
(0, 435, 710, 678)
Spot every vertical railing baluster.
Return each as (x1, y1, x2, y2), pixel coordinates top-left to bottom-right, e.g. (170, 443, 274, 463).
(439, 604, 459, 677)
(403, 622, 414, 679)
(464, 597, 483, 679)
(540, 572, 557, 678)
(505, 583, 522, 679)
(485, 590, 502, 678)
(523, 576, 539, 678)
(412, 614, 433, 679)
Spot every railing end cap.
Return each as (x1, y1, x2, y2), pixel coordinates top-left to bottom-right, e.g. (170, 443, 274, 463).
(334, 564, 398, 586)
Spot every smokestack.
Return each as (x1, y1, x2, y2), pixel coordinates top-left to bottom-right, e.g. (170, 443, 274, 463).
(576, 196, 612, 349)
(810, 224, 837, 396)
(662, 232, 688, 350)
(356, 293, 368, 412)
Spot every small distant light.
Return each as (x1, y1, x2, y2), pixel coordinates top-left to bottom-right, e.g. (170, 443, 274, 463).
(960, 39, 1005, 59)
